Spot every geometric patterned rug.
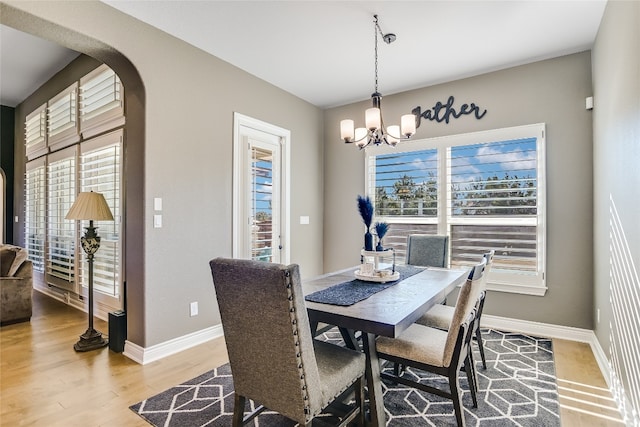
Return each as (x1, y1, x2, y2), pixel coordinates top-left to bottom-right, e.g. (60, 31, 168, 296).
(130, 329, 560, 426)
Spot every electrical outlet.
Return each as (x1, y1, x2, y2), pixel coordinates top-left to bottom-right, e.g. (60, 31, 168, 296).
(190, 301, 198, 317)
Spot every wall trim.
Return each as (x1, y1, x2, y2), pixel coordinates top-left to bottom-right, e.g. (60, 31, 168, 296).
(123, 324, 224, 365)
(481, 314, 595, 342)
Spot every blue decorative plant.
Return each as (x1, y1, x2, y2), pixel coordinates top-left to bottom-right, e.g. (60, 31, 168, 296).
(357, 195, 374, 251)
(374, 221, 390, 251)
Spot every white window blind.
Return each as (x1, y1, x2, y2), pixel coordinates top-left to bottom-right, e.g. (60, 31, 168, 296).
(80, 64, 125, 138)
(47, 83, 79, 151)
(24, 159, 46, 272)
(448, 138, 539, 275)
(250, 145, 275, 262)
(46, 148, 77, 287)
(366, 123, 546, 295)
(25, 104, 47, 160)
(79, 131, 122, 297)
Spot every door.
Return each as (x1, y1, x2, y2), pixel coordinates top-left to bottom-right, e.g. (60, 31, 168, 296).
(233, 114, 290, 264)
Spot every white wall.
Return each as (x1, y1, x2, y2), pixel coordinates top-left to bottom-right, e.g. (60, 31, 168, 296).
(592, 0, 640, 423)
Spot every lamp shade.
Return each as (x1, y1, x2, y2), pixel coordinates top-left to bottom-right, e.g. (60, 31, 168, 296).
(65, 192, 114, 221)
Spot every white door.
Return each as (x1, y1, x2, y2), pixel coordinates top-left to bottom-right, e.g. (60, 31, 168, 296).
(233, 114, 290, 263)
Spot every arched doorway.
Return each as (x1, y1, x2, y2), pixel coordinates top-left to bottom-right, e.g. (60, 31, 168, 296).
(0, 3, 146, 347)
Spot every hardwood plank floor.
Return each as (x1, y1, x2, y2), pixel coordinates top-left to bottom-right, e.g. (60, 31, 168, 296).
(1, 291, 625, 426)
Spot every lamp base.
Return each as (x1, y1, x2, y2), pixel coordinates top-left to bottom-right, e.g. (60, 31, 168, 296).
(74, 328, 109, 352)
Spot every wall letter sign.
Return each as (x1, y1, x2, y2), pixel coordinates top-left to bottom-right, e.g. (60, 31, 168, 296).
(411, 95, 487, 128)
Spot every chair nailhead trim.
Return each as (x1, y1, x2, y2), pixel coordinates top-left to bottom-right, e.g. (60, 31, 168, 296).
(284, 268, 311, 410)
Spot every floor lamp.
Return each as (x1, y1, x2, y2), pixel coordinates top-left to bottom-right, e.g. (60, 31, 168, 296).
(65, 191, 114, 352)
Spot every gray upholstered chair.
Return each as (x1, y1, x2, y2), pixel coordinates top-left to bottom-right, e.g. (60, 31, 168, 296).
(416, 250, 495, 369)
(375, 259, 486, 427)
(209, 257, 366, 427)
(405, 234, 449, 267)
(1, 245, 33, 326)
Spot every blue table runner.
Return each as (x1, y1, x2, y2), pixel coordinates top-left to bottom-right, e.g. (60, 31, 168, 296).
(305, 265, 425, 306)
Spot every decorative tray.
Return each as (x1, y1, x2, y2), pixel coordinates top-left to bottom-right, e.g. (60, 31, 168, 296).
(354, 269, 400, 283)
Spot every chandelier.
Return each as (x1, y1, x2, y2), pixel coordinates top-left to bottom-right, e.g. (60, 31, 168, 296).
(340, 15, 416, 149)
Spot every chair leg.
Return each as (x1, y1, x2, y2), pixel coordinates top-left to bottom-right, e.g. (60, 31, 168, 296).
(449, 370, 466, 427)
(356, 376, 365, 427)
(464, 353, 478, 408)
(475, 326, 487, 369)
(232, 393, 246, 427)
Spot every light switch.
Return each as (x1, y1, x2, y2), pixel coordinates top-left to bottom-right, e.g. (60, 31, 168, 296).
(154, 214, 162, 228)
(300, 216, 310, 225)
(154, 197, 163, 211)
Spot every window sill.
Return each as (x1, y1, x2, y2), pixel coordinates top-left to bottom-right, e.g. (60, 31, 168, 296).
(486, 281, 547, 296)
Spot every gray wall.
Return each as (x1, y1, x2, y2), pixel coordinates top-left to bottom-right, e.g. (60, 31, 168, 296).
(592, 0, 640, 422)
(2, 1, 325, 348)
(324, 51, 595, 329)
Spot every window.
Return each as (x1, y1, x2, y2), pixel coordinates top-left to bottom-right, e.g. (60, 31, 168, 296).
(79, 131, 122, 297)
(80, 64, 125, 138)
(46, 147, 77, 291)
(22, 64, 125, 310)
(24, 158, 46, 272)
(25, 104, 47, 160)
(47, 83, 79, 151)
(366, 123, 546, 295)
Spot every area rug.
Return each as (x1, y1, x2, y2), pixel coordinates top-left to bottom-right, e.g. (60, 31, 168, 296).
(130, 329, 560, 426)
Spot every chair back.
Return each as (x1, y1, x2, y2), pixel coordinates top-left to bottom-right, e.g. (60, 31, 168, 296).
(442, 258, 486, 365)
(405, 234, 449, 267)
(209, 258, 323, 423)
(480, 250, 495, 288)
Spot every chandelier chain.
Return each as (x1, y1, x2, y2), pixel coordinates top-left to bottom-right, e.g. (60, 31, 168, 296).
(374, 15, 379, 94)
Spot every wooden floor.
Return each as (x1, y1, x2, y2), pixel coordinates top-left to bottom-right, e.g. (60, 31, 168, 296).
(0, 291, 625, 426)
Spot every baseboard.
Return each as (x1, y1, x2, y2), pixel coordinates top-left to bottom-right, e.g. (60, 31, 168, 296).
(123, 324, 224, 365)
(481, 314, 631, 421)
(480, 314, 596, 343)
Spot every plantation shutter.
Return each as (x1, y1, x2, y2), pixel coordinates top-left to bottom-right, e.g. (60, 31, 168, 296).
(79, 131, 122, 297)
(367, 148, 439, 260)
(365, 124, 546, 294)
(25, 104, 47, 160)
(47, 83, 79, 151)
(447, 138, 539, 274)
(46, 147, 77, 289)
(79, 64, 125, 138)
(250, 145, 276, 262)
(24, 158, 47, 272)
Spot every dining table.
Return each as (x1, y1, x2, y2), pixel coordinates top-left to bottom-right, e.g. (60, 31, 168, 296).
(304, 265, 469, 427)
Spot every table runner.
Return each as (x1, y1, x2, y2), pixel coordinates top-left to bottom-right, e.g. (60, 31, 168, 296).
(304, 265, 425, 306)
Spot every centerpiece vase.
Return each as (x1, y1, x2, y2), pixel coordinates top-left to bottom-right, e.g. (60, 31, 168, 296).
(364, 230, 374, 251)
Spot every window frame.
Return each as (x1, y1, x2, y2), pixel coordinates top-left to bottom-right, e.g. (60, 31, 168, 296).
(365, 123, 547, 296)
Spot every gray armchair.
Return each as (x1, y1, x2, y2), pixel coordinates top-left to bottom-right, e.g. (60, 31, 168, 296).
(1, 245, 33, 326)
(405, 234, 449, 267)
(209, 257, 366, 426)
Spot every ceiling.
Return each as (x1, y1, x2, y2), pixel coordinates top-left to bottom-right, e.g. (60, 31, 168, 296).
(2, 1, 607, 109)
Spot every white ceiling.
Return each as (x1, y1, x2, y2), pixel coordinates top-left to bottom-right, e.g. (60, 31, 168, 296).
(0, 25, 80, 108)
(2, 1, 607, 109)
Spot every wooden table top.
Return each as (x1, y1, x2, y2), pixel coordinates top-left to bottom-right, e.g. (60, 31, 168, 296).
(304, 266, 469, 338)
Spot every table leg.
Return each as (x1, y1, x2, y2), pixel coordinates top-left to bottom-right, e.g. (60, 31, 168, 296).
(338, 327, 359, 350)
(361, 332, 385, 427)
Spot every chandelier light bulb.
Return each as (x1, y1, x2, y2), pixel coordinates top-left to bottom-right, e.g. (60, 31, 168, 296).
(401, 114, 417, 137)
(365, 108, 381, 131)
(340, 119, 355, 142)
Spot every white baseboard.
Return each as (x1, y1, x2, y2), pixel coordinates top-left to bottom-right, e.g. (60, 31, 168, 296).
(481, 314, 596, 343)
(123, 324, 224, 365)
(482, 314, 615, 384)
